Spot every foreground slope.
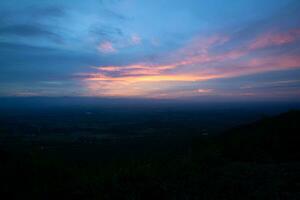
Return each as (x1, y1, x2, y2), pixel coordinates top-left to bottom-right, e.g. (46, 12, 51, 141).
(0, 110, 299, 199)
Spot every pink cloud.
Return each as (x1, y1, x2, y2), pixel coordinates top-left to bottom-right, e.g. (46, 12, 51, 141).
(203, 54, 300, 79)
(79, 28, 300, 97)
(197, 89, 214, 94)
(130, 34, 142, 45)
(98, 41, 117, 54)
(249, 29, 300, 50)
(94, 64, 176, 77)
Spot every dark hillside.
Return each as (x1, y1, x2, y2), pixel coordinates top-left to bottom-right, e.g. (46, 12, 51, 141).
(222, 110, 300, 162)
(0, 110, 299, 199)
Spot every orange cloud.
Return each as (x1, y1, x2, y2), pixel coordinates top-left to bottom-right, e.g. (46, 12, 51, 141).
(197, 89, 214, 94)
(80, 29, 300, 98)
(78, 66, 222, 97)
(81, 72, 220, 82)
(94, 64, 176, 76)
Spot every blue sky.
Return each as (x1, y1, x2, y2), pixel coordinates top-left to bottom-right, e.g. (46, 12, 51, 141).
(0, 0, 300, 100)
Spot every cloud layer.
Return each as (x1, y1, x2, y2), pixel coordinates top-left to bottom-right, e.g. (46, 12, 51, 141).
(80, 28, 300, 97)
(0, 0, 300, 100)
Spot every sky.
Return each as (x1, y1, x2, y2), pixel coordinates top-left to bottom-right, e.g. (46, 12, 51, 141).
(0, 0, 300, 101)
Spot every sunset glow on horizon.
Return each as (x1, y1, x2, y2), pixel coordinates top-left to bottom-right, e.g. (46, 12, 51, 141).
(79, 29, 300, 97)
(1, 0, 300, 100)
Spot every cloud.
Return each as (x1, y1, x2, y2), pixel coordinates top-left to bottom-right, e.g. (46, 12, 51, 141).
(249, 29, 300, 50)
(29, 5, 66, 18)
(90, 25, 123, 40)
(197, 89, 213, 94)
(0, 24, 61, 41)
(101, 8, 128, 21)
(241, 79, 300, 89)
(130, 34, 141, 45)
(97, 41, 117, 54)
(0, 5, 67, 44)
(94, 64, 175, 76)
(151, 38, 160, 46)
(79, 27, 300, 97)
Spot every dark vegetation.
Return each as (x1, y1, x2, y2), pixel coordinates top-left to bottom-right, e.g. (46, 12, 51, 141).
(0, 103, 299, 199)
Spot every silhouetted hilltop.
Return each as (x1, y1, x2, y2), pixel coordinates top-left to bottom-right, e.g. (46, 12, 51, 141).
(222, 110, 300, 162)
